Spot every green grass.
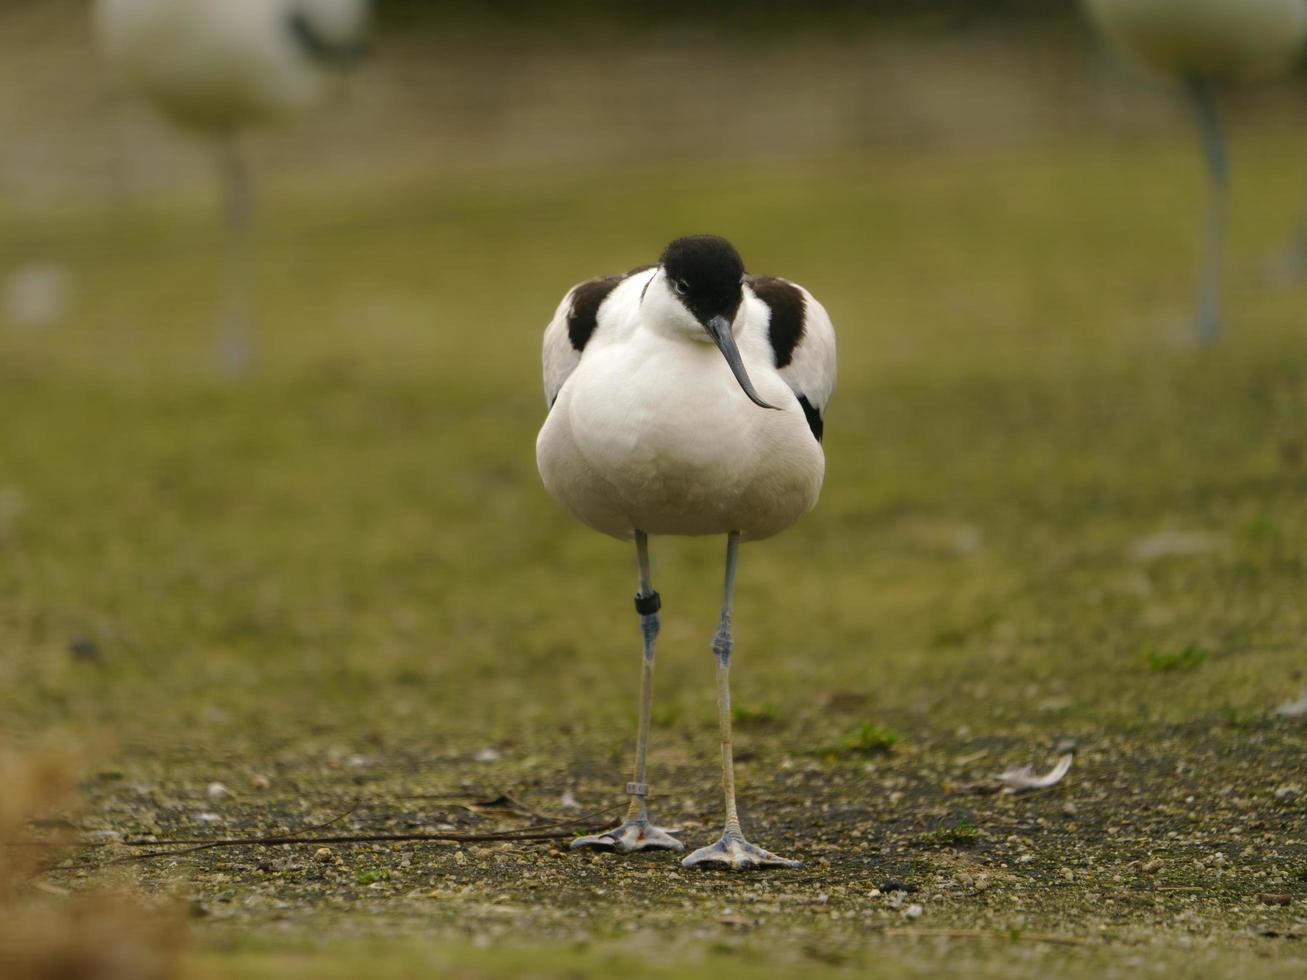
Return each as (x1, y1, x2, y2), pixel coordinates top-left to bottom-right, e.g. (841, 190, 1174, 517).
(191, 936, 1307, 980)
(1143, 646, 1209, 673)
(828, 723, 904, 756)
(916, 817, 981, 849)
(732, 703, 782, 728)
(4, 125, 1307, 977)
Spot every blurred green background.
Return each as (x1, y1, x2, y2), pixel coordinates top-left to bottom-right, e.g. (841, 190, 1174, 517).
(2, 1, 1306, 978)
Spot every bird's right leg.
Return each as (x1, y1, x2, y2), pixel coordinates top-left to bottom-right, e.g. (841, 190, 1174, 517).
(570, 530, 683, 853)
(1186, 76, 1227, 345)
(214, 132, 256, 377)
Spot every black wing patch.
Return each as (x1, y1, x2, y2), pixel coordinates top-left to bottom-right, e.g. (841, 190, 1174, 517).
(797, 395, 824, 443)
(746, 275, 806, 369)
(288, 10, 369, 68)
(567, 276, 623, 352)
(567, 266, 655, 352)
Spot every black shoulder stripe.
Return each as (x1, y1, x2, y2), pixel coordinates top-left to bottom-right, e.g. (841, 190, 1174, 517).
(746, 275, 806, 369)
(287, 11, 369, 68)
(567, 276, 622, 352)
(797, 395, 824, 443)
(568, 267, 656, 352)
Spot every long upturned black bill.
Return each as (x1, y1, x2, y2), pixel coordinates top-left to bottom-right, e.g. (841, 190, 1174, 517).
(703, 315, 780, 410)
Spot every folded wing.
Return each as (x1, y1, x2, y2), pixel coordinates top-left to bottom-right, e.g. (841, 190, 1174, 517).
(746, 275, 837, 442)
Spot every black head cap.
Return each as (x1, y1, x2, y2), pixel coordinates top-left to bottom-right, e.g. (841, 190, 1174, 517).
(660, 235, 745, 324)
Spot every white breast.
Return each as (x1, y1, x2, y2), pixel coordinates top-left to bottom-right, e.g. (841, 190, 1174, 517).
(1084, 0, 1307, 80)
(536, 291, 825, 542)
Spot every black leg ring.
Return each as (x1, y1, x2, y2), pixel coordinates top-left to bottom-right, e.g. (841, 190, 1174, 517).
(634, 591, 661, 616)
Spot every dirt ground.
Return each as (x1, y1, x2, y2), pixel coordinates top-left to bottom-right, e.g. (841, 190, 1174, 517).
(3, 7, 1307, 978)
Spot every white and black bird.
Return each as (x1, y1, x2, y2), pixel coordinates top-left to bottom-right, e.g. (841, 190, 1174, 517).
(537, 235, 836, 870)
(1083, 0, 1307, 342)
(94, 0, 372, 374)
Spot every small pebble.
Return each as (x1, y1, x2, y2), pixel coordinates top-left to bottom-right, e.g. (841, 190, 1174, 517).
(475, 748, 501, 763)
(312, 847, 334, 863)
(880, 879, 918, 893)
(1141, 858, 1164, 874)
(69, 637, 101, 662)
(1273, 785, 1300, 802)
(207, 782, 230, 800)
(903, 903, 923, 920)
(251, 774, 271, 791)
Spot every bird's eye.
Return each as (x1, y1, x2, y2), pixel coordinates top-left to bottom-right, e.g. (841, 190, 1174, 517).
(673, 279, 689, 296)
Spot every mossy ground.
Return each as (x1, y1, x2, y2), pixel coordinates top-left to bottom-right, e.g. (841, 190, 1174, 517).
(3, 83, 1307, 978)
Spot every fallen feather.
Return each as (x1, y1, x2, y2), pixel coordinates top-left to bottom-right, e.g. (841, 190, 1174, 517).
(996, 752, 1073, 795)
(1276, 691, 1307, 718)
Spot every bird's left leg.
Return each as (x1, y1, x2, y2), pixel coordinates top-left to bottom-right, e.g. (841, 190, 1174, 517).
(683, 531, 800, 871)
(571, 531, 683, 853)
(1186, 76, 1228, 345)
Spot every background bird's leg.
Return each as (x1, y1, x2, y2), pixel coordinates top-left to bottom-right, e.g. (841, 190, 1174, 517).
(570, 531, 683, 854)
(683, 532, 799, 870)
(215, 132, 255, 376)
(1186, 77, 1227, 345)
(1271, 173, 1307, 282)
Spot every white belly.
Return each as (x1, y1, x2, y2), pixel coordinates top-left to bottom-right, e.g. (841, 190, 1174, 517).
(537, 335, 824, 541)
(96, 0, 340, 131)
(1084, 0, 1307, 79)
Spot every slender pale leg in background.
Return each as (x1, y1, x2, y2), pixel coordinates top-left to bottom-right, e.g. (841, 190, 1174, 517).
(683, 531, 799, 870)
(1272, 172, 1307, 282)
(1186, 77, 1227, 345)
(215, 133, 255, 377)
(571, 530, 683, 853)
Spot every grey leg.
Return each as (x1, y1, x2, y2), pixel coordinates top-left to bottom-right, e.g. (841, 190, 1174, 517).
(1186, 77, 1227, 345)
(215, 133, 255, 377)
(1271, 173, 1307, 282)
(683, 531, 799, 870)
(571, 531, 683, 853)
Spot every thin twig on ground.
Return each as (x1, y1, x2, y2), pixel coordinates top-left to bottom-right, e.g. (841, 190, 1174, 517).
(43, 803, 624, 870)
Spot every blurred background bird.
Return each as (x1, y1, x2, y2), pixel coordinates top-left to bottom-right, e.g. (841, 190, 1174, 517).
(1082, 0, 1307, 343)
(93, 0, 372, 375)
